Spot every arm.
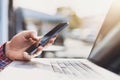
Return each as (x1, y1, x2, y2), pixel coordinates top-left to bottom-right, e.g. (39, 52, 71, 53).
(0, 30, 56, 71)
(0, 43, 12, 71)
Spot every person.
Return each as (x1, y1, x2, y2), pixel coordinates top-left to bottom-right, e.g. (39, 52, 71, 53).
(0, 30, 56, 71)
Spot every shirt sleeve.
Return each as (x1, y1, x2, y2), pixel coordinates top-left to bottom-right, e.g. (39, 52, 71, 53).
(0, 43, 13, 71)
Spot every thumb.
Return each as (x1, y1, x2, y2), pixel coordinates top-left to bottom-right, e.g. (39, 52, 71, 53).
(25, 30, 39, 41)
(23, 52, 32, 60)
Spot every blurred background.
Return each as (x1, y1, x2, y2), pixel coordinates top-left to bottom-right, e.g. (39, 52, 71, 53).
(0, 0, 112, 58)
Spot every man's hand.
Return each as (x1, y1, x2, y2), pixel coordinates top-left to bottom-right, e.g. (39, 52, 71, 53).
(5, 30, 56, 61)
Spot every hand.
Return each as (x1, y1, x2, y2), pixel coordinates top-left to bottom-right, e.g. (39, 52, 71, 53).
(5, 30, 56, 61)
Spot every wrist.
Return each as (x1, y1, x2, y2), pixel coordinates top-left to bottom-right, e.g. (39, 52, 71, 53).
(0, 43, 13, 70)
(5, 41, 14, 60)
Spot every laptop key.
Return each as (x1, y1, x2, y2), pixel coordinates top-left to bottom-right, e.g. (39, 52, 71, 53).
(63, 61, 83, 76)
(57, 61, 73, 75)
(51, 62, 63, 73)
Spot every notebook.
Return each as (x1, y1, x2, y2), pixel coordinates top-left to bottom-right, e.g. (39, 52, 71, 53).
(0, 0, 120, 80)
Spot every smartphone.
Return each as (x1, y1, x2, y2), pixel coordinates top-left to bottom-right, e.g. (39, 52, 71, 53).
(26, 22, 69, 55)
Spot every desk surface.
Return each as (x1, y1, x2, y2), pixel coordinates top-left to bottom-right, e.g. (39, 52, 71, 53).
(0, 58, 120, 80)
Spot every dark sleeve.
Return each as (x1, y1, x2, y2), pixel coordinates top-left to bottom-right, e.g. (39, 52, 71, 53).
(0, 43, 13, 71)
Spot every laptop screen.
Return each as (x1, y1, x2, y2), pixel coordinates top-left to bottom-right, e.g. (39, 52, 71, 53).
(88, 0, 120, 74)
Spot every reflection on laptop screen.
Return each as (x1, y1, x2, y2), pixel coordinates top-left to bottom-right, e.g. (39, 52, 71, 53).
(88, 0, 120, 74)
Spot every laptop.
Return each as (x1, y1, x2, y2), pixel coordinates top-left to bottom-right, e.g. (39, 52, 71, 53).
(0, 0, 120, 80)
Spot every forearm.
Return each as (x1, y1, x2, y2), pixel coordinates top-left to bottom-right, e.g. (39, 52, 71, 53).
(0, 43, 13, 71)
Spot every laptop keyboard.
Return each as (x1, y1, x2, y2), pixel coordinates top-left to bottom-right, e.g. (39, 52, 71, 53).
(51, 61, 92, 74)
(50, 61, 106, 80)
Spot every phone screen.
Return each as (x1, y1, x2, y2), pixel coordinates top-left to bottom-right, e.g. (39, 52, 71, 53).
(26, 22, 68, 55)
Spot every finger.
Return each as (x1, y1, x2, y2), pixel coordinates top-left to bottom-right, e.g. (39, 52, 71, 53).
(28, 38, 37, 44)
(44, 37, 56, 48)
(25, 30, 39, 41)
(31, 46, 43, 57)
(49, 37, 56, 43)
